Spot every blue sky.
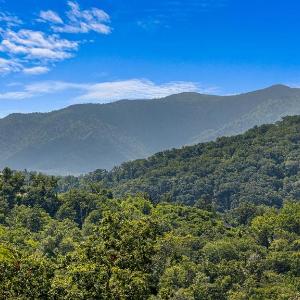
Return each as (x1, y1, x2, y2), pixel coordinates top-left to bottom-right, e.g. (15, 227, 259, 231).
(0, 0, 300, 116)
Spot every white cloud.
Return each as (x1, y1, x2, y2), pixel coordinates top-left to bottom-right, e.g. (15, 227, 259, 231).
(0, 12, 22, 27)
(0, 79, 216, 102)
(39, 10, 64, 24)
(0, 29, 79, 62)
(23, 66, 50, 75)
(0, 91, 30, 100)
(50, 1, 111, 34)
(77, 79, 202, 102)
(0, 2, 111, 75)
(25, 81, 86, 94)
(0, 81, 87, 99)
(0, 57, 22, 73)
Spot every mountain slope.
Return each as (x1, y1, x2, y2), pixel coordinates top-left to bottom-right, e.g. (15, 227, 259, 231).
(80, 115, 300, 211)
(1, 84, 300, 174)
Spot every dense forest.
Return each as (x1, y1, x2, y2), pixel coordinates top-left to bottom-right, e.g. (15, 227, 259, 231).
(62, 115, 300, 211)
(1, 116, 300, 298)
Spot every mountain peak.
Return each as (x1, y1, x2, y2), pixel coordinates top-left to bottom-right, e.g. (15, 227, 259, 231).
(266, 84, 291, 91)
(246, 84, 293, 96)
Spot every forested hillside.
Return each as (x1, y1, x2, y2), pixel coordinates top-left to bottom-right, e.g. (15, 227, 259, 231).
(1, 84, 300, 174)
(1, 117, 300, 298)
(61, 115, 300, 213)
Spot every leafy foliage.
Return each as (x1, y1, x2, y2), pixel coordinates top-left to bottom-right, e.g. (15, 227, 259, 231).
(0, 170, 300, 298)
(1, 116, 300, 298)
(68, 115, 300, 212)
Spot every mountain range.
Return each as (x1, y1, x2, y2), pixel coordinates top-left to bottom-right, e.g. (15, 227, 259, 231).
(1, 84, 300, 174)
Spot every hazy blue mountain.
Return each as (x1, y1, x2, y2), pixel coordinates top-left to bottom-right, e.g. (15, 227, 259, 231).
(1, 84, 300, 174)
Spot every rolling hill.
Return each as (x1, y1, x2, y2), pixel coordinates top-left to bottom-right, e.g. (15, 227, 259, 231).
(75, 115, 300, 211)
(1, 84, 300, 174)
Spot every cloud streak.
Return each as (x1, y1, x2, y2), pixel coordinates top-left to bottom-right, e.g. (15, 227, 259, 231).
(77, 79, 203, 102)
(0, 79, 216, 102)
(39, 10, 64, 24)
(23, 66, 50, 75)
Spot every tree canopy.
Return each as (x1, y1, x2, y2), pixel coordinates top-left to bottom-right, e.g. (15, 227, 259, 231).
(2, 116, 300, 298)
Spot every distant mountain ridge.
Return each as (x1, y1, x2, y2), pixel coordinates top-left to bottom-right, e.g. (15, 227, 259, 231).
(1, 84, 300, 174)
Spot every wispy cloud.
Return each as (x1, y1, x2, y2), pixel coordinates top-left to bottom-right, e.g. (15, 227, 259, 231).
(23, 66, 50, 75)
(0, 12, 23, 27)
(0, 91, 31, 100)
(40, 1, 112, 35)
(0, 79, 216, 102)
(0, 81, 84, 99)
(38, 10, 64, 24)
(77, 79, 206, 102)
(0, 57, 22, 74)
(0, 29, 79, 61)
(0, 1, 111, 75)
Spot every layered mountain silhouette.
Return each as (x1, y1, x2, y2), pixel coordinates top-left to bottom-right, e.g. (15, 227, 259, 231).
(0, 84, 300, 174)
